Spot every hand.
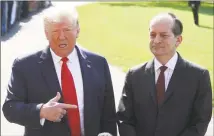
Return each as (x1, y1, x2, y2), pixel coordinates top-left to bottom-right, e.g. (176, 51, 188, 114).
(98, 132, 113, 136)
(40, 92, 77, 122)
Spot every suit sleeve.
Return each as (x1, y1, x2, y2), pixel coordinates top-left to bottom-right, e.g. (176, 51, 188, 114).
(100, 58, 117, 136)
(2, 58, 43, 128)
(117, 70, 136, 136)
(179, 70, 212, 136)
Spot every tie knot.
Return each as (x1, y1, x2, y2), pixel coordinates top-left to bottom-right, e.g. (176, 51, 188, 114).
(61, 57, 69, 63)
(160, 66, 167, 72)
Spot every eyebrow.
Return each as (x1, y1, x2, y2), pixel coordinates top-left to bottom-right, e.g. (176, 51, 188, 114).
(160, 32, 169, 34)
(52, 27, 72, 31)
(150, 32, 169, 34)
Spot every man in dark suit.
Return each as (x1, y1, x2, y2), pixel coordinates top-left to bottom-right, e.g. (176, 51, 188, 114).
(188, 1, 201, 26)
(2, 7, 117, 136)
(117, 12, 212, 136)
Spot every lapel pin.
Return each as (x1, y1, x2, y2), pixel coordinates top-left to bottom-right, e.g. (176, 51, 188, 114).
(87, 64, 91, 68)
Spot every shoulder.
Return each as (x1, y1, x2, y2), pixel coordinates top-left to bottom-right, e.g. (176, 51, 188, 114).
(179, 58, 210, 79)
(12, 49, 43, 67)
(184, 59, 207, 72)
(77, 45, 107, 62)
(128, 62, 149, 75)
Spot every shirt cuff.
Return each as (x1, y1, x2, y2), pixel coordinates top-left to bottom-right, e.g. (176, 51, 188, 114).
(40, 118, 45, 126)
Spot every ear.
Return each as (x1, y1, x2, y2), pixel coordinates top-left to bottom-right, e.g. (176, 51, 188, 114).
(76, 27, 80, 38)
(76, 22, 80, 38)
(175, 35, 182, 47)
(44, 25, 50, 40)
(45, 30, 49, 40)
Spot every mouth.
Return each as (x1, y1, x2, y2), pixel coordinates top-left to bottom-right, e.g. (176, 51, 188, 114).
(153, 46, 164, 49)
(59, 44, 67, 48)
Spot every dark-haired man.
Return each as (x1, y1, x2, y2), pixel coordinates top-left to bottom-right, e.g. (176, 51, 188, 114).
(117, 12, 212, 136)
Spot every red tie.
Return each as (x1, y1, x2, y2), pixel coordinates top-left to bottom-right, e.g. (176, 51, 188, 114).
(61, 57, 81, 136)
(156, 66, 167, 104)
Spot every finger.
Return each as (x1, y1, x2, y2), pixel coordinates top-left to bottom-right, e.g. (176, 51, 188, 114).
(58, 108, 66, 116)
(57, 103, 77, 109)
(54, 114, 62, 122)
(54, 118, 61, 122)
(49, 92, 61, 102)
(59, 114, 64, 119)
(62, 109, 67, 115)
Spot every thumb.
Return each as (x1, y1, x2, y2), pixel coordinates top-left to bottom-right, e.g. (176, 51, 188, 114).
(49, 92, 61, 102)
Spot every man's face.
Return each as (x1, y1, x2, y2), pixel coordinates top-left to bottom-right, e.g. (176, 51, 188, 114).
(45, 18, 79, 57)
(149, 18, 181, 58)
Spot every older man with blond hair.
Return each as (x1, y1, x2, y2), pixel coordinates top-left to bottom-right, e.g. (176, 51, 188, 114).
(2, 7, 117, 136)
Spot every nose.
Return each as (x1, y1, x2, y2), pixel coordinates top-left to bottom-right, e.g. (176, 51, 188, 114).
(153, 35, 161, 44)
(59, 30, 66, 40)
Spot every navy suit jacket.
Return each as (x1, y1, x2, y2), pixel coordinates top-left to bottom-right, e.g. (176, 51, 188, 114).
(2, 45, 117, 136)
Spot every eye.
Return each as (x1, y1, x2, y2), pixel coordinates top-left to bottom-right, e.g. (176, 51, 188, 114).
(161, 34, 169, 38)
(150, 33, 156, 38)
(63, 28, 72, 32)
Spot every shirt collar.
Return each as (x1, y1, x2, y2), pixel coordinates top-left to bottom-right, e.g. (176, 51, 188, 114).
(154, 52, 178, 71)
(50, 47, 78, 64)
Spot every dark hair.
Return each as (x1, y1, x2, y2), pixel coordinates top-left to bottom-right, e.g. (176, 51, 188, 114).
(167, 13, 183, 36)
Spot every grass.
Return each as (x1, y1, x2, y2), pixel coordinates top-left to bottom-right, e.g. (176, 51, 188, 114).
(76, 2, 213, 105)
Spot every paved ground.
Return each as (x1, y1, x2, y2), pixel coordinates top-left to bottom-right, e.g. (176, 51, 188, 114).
(1, 2, 213, 136)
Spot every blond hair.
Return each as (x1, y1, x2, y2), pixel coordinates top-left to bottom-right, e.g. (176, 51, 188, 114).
(43, 7, 79, 31)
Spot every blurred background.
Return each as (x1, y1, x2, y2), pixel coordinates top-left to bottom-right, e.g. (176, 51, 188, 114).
(1, 1, 52, 36)
(1, 1, 213, 136)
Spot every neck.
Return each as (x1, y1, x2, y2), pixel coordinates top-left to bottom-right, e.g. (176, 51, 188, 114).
(155, 52, 176, 65)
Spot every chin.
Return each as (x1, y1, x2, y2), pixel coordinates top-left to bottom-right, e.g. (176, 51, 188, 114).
(152, 51, 165, 56)
(156, 53, 165, 56)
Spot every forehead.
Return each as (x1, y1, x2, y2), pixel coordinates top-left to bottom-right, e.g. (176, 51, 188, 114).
(149, 15, 174, 33)
(50, 19, 73, 29)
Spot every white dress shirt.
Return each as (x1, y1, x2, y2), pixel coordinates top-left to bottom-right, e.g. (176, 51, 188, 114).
(41, 48, 85, 136)
(154, 52, 178, 91)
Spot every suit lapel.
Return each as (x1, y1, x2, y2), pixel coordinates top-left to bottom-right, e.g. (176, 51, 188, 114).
(145, 60, 157, 106)
(161, 53, 186, 106)
(38, 47, 62, 100)
(75, 46, 93, 135)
